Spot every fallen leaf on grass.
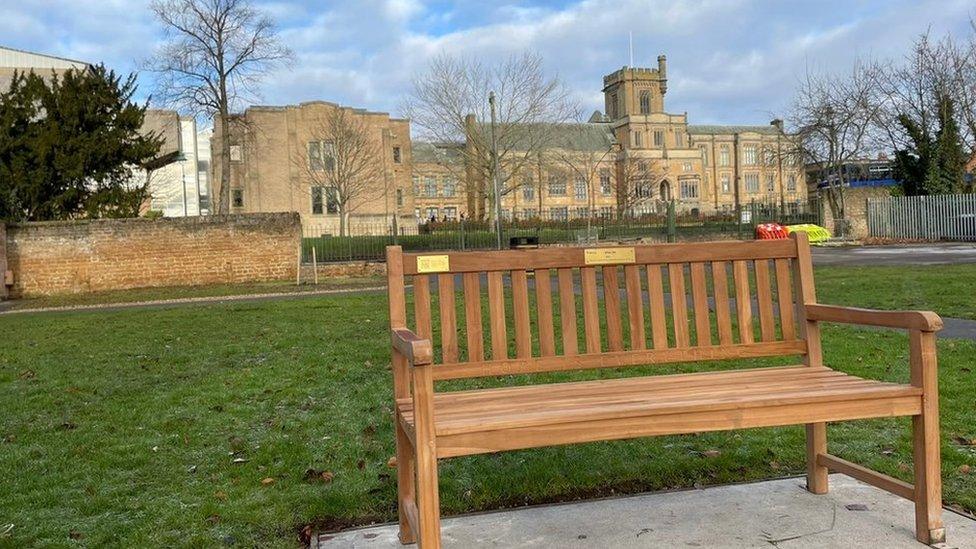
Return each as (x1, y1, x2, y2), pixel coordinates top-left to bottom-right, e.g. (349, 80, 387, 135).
(303, 469, 334, 483)
(214, 491, 228, 501)
(953, 436, 976, 447)
(69, 529, 83, 540)
(205, 514, 220, 525)
(387, 456, 397, 468)
(701, 450, 721, 458)
(18, 370, 35, 380)
(261, 477, 275, 486)
(357, 459, 366, 470)
(960, 464, 972, 475)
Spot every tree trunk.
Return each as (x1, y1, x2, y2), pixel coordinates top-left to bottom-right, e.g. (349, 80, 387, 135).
(217, 113, 231, 215)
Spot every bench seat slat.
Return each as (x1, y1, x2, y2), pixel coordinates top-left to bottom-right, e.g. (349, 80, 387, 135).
(398, 368, 920, 437)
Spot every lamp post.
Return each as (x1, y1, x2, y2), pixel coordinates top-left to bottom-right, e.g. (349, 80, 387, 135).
(489, 91, 503, 250)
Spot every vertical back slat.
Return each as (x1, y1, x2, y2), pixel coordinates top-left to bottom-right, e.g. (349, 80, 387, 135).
(754, 259, 776, 342)
(624, 265, 646, 350)
(512, 270, 532, 358)
(774, 258, 796, 340)
(437, 274, 458, 363)
(712, 261, 733, 345)
(792, 233, 822, 367)
(668, 263, 690, 348)
(462, 272, 484, 362)
(557, 268, 579, 356)
(535, 269, 556, 357)
(603, 266, 624, 351)
(414, 275, 433, 341)
(733, 260, 754, 344)
(646, 264, 668, 349)
(690, 262, 712, 346)
(487, 271, 508, 360)
(581, 267, 602, 353)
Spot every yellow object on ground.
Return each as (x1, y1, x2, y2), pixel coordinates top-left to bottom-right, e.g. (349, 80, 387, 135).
(785, 224, 832, 243)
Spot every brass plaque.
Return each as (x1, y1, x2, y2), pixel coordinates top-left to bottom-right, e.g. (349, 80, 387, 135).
(584, 247, 636, 265)
(416, 255, 450, 273)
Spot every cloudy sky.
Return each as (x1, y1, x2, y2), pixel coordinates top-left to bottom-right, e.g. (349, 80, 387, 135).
(3, 0, 974, 127)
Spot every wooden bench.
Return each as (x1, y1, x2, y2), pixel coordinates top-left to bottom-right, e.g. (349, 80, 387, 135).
(385, 234, 945, 548)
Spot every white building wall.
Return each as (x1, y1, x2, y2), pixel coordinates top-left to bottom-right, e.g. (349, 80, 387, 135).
(148, 119, 205, 217)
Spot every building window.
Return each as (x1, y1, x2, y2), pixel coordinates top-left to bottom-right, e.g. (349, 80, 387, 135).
(599, 206, 614, 218)
(522, 176, 535, 200)
(573, 207, 590, 218)
(680, 179, 699, 199)
(632, 131, 643, 148)
(574, 177, 587, 201)
(444, 207, 457, 221)
(522, 208, 537, 219)
(425, 207, 439, 220)
(653, 130, 664, 147)
(424, 176, 437, 197)
(312, 186, 338, 214)
(675, 132, 684, 148)
(396, 189, 403, 207)
(787, 174, 797, 192)
(548, 175, 566, 196)
(719, 145, 730, 167)
(599, 169, 612, 195)
(699, 145, 709, 167)
(550, 206, 568, 221)
(682, 162, 692, 172)
(392, 146, 401, 164)
(764, 148, 776, 166)
(744, 145, 758, 166)
(766, 174, 775, 193)
(609, 92, 618, 119)
(745, 173, 760, 193)
(308, 141, 335, 172)
(442, 177, 456, 197)
(721, 173, 731, 194)
(412, 175, 420, 195)
(639, 91, 651, 114)
(231, 188, 244, 208)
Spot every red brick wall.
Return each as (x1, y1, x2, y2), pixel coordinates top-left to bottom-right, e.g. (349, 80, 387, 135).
(4, 213, 300, 297)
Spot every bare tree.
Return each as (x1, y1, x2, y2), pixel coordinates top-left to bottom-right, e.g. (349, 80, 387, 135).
(145, 0, 291, 214)
(548, 123, 616, 231)
(785, 60, 886, 234)
(615, 157, 670, 217)
(402, 52, 578, 221)
(291, 107, 384, 237)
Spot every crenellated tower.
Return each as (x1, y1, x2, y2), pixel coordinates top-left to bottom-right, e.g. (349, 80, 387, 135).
(602, 55, 668, 120)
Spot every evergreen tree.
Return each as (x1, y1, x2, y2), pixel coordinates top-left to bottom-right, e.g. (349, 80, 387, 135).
(0, 65, 162, 221)
(893, 95, 966, 196)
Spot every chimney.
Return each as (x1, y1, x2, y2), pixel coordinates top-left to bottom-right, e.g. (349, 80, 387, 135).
(657, 54, 667, 95)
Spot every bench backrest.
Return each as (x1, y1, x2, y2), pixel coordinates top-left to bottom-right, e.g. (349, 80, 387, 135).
(386, 234, 817, 381)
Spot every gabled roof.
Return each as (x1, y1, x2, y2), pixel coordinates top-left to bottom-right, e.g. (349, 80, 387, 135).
(470, 121, 617, 152)
(687, 124, 783, 136)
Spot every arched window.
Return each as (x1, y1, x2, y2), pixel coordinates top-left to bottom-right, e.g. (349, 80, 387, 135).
(639, 91, 651, 114)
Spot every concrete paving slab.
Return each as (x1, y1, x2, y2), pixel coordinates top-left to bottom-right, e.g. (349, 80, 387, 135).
(315, 475, 976, 548)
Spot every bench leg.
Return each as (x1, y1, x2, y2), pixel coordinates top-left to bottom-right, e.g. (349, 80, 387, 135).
(805, 422, 828, 494)
(395, 417, 417, 544)
(415, 440, 442, 549)
(913, 412, 945, 545)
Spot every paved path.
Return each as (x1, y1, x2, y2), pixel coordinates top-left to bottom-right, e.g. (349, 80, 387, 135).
(812, 242, 976, 266)
(315, 474, 976, 548)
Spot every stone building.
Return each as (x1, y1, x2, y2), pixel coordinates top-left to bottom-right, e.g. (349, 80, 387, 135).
(414, 55, 807, 219)
(212, 101, 415, 235)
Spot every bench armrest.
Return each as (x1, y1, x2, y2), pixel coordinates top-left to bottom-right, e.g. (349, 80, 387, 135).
(805, 304, 943, 332)
(391, 328, 433, 366)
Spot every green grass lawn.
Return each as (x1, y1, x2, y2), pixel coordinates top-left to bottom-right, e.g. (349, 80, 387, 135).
(815, 264, 976, 320)
(1, 266, 974, 547)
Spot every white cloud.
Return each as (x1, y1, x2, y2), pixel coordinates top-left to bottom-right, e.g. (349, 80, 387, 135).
(3, 0, 975, 129)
